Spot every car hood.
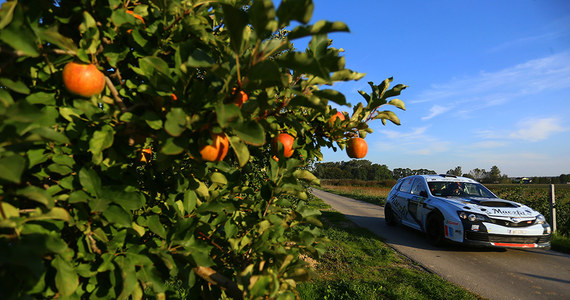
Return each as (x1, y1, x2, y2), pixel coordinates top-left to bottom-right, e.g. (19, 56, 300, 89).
(436, 196, 538, 218)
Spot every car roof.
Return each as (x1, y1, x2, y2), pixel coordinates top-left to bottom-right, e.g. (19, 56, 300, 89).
(403, 174, 480, 184)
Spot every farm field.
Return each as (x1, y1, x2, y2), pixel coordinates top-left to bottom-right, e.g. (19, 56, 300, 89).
(319, 180, 570, 253)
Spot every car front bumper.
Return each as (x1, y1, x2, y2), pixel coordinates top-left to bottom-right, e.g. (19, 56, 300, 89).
(463, 231, 551, 248)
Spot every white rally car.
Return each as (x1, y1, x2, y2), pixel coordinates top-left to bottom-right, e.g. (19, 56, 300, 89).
(385, 174, 551, 249)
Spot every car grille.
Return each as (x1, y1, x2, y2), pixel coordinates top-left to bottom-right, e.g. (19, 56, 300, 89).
(466, 232, 550, 244)
(489, 218, 535, 227)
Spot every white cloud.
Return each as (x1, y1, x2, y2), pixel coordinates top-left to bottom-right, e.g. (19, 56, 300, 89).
(377, 126, 451, 155)
(509, 117, 567, 142)
(416, 52, 570, 120)
(421, 105, 452, 120)
(475, 117, 567, 143)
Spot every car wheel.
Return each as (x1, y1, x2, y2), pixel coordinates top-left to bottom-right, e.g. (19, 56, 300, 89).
(426, 212, 445, 246)
(384, 204, 398, 226)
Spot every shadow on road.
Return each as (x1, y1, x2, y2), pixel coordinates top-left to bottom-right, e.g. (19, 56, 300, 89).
(342, 213, 510, 253)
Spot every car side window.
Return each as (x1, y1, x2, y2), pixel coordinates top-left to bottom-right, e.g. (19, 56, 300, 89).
(410, 180, 427, 195)
(398, 178, 414, 193)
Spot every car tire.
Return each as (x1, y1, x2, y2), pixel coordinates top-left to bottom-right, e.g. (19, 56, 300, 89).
(384, 204, 398, 226)
(426, 211, 445, 246)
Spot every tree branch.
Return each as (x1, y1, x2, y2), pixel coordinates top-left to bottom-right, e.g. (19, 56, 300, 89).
(193, 266, 243, 300)
(104, 76, 127, 112)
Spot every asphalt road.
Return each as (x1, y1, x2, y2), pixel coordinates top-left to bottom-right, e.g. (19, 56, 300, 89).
(311, 189, 570, 300)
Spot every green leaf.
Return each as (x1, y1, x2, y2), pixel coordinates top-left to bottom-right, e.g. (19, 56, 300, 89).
(330, 69, 366, 82)
(210, 172, 227, 185)
(26, 92, 56, 105)
(30, 127, 70, 144)
(0, 88, 14, 107)
(183, 190, 197, 214)
(103, 204, 132, 227)
(0, 1, 16, 29)
(79, 167, 102, 197)
(111, 9, 132, 27)
(89, 125, 114, 156)
(249, 0, 278, 38)
(52, 255, 79, 297)
(222, 4, 249, 54)
(0, 155, 26, 183)
(161, 137, 186, 155)
(117, 255, 138, 300)
(388, 98, 406, 110)
(164, 108, 187, 137)
(231, 120, 266, 146)
(312, 89, 346, 105)
(139, 56, 170, 77)
(287, 20, 349, 40)
(143, 112, 163, 130)
(38, 26, 78, 53)
(0, 25, 39, 57)
(16, 186, 53, 207)
(131, 28, 148, 48)
(0, 202, 19, 228)
(382, 83, 408, 100)
(186, 48, 215, 67)
(228, 136, 250, 167)
(373, 110, 401, 125)
(102, 187, 145, 211)
(147, 215, 166, 239)
(246, 60, 284, 89)
(277, 0, 314, 26)
(0, 78, 30, 94)
(224, 220, 238, 239)
(293, 170, 320, 185)
(278, 52, 328, 79)
(295, 202, 321, 219)
(27, 207, 71, 222)
(215, 103, 240, 128)
(68, 190, 90, 204)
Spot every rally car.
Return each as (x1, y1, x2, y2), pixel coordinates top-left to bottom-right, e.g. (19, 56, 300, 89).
(384, 174, 551, 249)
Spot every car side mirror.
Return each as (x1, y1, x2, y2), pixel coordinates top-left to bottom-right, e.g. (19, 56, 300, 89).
(420, 191, 428, 197)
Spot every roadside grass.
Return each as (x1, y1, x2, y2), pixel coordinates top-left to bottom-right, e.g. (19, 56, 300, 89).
(298, 196, 481, 300)
(551, 233, 570, 253)
(320, 184, 570, 255)
(319, 184, 389, 206)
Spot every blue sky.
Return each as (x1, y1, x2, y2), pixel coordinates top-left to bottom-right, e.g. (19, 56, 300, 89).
(294, 0, 570, 177)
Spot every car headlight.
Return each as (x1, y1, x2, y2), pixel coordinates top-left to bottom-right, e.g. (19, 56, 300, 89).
(458, 211, 490, 222)
(535, 214, 547, 225)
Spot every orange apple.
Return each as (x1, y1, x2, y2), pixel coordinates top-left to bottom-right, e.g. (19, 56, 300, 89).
(329, 111, 345, 125)
(199, 133, 229, 162)
(232, 89, 248, 108)
(140, 148, 152, 163)
(272, 133, 295, 158)
(62, 62, 106, 97)
(346, 137, 367, 159)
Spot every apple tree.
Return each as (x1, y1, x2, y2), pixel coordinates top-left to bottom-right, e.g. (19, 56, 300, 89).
(0, 0, 407, 298)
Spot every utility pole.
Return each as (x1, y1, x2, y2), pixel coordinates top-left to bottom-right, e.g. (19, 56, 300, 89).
(550, 184, 557, 233)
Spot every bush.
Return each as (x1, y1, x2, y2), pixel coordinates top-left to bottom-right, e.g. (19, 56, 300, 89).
(0, 0, 407, 298)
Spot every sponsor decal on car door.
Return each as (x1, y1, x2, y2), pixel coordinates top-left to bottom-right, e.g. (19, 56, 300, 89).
(408, 179, 428, 226)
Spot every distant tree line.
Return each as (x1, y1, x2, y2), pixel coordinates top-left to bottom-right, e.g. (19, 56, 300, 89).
(311, 160, 394, 181)
(311, 160, 437, 180)
(313, 161, 569, 184)
(446, 165, 569, 184)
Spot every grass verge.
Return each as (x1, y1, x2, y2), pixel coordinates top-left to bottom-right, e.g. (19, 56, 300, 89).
(298, 195, 481, 300)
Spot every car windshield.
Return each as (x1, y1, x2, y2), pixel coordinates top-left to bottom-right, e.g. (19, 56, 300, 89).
(428, 181, 496, 198)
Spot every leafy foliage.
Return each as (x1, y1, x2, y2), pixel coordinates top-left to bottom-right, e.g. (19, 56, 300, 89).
(0, 0, 406, 298)
(312, 160, 393, 181)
